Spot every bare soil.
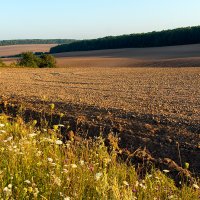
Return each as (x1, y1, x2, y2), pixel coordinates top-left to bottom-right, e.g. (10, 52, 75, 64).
(54, 44, 200, 67)
(0, 44, 56, 57)
(2, 44, 200, 67)
(0, 66, 200, 175)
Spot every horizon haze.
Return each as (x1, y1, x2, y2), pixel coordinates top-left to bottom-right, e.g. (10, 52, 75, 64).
(1, 0, 200, 40)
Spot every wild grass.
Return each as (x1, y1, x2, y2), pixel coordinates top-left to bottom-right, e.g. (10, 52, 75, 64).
(0, 114, 199, 199)
(0, 59, 19, 68)
(0, 59, 6, 67)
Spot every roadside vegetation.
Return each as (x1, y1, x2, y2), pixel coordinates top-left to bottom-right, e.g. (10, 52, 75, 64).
(50, 26, 200, 53)
(0, 107, 199, 199)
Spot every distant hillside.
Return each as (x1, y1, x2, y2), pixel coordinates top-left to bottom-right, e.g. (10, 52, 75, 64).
(50, 26, 200, 53)
(0, 39, 76, 46)
(0, 44, 57, 58)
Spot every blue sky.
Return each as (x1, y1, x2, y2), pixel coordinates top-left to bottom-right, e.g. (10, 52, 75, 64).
(1, 0, 200, 40)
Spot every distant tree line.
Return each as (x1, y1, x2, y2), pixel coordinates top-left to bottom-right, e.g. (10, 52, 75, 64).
(50, 26, 200, 53)
(0, 39, 76, 46)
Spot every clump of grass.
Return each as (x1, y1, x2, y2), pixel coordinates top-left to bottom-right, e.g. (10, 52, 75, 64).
(0, 114, 199, 199)
(0, 59, 6, 67)
(0, 58, 20, 68)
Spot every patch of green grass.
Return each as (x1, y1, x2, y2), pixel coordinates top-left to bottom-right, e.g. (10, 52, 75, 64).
(0, 114, 199, 199)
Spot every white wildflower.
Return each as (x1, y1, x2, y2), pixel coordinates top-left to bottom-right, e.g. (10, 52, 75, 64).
(63, 169, 68, 173)
(123, 181, 129, 186)
(3, 186, 12, 196)
(0, 130, 6, 134)
(95, 172, 103, 181)
(55, 140, 63, 145)
(193, 184, 199, 189)
(51, 163, 57, 167)
(3, 187, 8, 192)
(139, 183, 147, 189)
(24, 180, 31, 184)
(0, 124, 5, 127)
(58, 124, 65, 127)
(71, 164, 77, 169)
(163, 169, 170, 173)
(64, 197, 70, 200)
(7, 136, 13, 142)
(48, 158, 53, 163)
(146, 174, 152, 178)
(66, 143, 70, 148)
(79, 160, 84, 166)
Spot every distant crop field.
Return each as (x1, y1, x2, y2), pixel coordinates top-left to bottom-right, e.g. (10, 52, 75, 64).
(54, 44, 200, 67)
(0, 44, 56, 57)
(2, 44, 200, 67)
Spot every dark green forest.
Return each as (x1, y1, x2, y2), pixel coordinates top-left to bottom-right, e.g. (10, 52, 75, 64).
(50, 26, 200, 53)
(0, 39, 76, 46)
